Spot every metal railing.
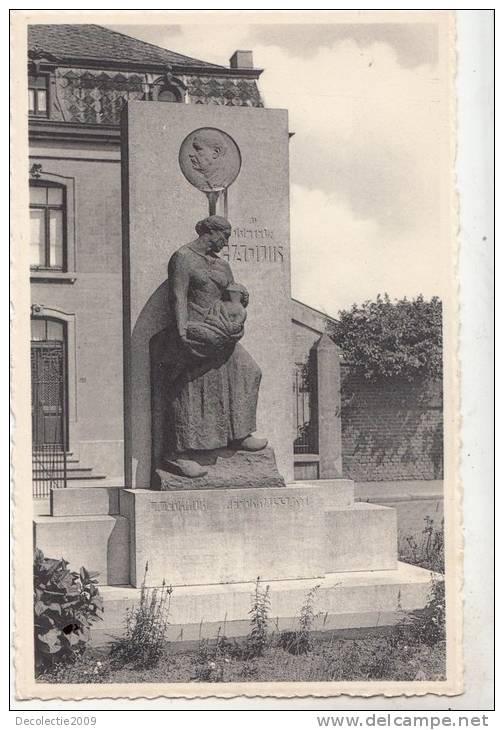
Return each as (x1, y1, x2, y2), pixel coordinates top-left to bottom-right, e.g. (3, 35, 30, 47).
(293, 359, 319, 455)
(32, 444, 67, 499)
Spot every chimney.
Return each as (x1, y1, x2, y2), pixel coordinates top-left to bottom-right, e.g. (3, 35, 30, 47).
(229, 50, 254, 70)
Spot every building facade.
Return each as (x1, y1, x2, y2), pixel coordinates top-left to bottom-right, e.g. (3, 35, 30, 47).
(28, 25, 264, 486)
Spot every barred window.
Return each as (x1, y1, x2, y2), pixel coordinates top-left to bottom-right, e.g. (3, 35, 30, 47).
(158, 86, 182, 103)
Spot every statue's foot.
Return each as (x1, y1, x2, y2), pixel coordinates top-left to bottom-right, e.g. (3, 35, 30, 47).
(164, 457, 208, 479)
(231, 434, 268, 452)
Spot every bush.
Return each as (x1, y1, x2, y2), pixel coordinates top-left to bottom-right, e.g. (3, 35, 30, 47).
(34, 549, 103, 671)
(329, 294, 442, 381)
(109, 563, 173, 669)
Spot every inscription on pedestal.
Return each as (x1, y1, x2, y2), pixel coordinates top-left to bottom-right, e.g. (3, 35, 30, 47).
(148, 494, 310, 513)
(227, 494, 309, 510)
(121, 486, 325, 587)
(150, 498, 207, 512)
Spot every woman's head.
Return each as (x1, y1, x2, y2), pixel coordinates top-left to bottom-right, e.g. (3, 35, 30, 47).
(195, 216, 232, 252)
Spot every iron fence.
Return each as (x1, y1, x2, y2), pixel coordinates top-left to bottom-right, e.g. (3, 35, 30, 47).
(32, 444, 67, 499)
(293, 357, 318, 454)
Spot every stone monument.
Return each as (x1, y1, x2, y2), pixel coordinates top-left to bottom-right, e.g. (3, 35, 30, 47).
(122, 103, 293, 488)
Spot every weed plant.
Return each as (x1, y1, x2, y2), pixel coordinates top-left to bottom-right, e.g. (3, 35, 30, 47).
(244, 577, 271, 658)
(109, 563, 173, 669)
(278, 584, 321, 655)
(399, 516, 444, 573)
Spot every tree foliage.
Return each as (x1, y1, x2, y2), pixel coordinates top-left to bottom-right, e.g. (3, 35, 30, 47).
(328, 294, 443, 381)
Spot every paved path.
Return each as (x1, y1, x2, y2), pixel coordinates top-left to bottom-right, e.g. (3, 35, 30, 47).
(355, 480, 443, 503)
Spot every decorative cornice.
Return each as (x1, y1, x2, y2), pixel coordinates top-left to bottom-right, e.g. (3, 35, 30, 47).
(27, 52, 262, 79)
(29, 119, 121, 145)
(173, 64, 263, 79)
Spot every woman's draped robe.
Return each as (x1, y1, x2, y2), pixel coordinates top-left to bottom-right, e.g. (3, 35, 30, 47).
(150, 244, 261, 468)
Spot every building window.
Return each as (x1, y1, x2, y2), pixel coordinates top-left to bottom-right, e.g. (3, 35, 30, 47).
(157, 86, 182, 103)
(293, 359, 319, 454)
(29, 181, 66, 270)
(28, 75, 49, 117)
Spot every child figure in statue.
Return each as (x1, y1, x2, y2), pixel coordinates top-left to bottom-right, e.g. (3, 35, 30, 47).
(185, 282, 248, 356)
(221, 282, 248, 325)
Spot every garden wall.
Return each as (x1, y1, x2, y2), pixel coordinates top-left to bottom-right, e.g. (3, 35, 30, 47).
(341, 369, 443, 481)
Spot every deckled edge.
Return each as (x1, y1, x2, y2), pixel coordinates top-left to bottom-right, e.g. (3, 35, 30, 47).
(11, 9, 464, 702)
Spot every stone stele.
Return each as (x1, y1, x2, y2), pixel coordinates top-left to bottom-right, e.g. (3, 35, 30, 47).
(121, 103, 292, 487)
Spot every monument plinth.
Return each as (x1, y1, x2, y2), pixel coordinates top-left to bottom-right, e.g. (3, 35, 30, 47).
(153, 446, 285, 491)
(120, 485, 325, 588)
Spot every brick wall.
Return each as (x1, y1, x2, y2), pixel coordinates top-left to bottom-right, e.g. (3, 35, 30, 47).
(341, 368, 443, 481)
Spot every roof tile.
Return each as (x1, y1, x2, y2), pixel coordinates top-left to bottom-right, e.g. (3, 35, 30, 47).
(28, 24, 226, 70)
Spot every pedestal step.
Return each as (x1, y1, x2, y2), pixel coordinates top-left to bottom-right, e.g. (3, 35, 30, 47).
(51, 486, 120, 516)
(34, 514, 129, 585)
(94, 563, 439, 647)
(325, 502, 397, 572)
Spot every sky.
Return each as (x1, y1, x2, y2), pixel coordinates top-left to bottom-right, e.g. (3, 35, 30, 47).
(110, 21, 445, 319)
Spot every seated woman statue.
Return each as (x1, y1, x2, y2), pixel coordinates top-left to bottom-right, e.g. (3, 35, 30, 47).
(150, 215, 267, 479)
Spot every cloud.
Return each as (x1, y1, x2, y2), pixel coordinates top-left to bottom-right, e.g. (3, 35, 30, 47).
(290, 184, 443, 317)
(246, 23, 438, 69)
(254, 38, 441, 236)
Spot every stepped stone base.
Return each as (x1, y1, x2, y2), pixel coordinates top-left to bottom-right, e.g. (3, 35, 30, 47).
(93, 563, 440, 647)
(32, 478, 439, 648)
(51, 486, 120, 516)
(153, 446, 285, 491)
(34, 480, 398, 589)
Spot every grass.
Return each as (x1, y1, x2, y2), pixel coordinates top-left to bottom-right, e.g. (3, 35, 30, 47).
(37, 631, 445, 684)
(108, 563, 173, 670)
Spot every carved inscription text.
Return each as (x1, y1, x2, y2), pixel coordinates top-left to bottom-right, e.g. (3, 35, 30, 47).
(226, 495, 309, 510)
(150, 498, 207, 512)
(221, 243, 284, 264)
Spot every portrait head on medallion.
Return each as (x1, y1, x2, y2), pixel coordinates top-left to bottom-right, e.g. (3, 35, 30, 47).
(179, 127, 241, 193)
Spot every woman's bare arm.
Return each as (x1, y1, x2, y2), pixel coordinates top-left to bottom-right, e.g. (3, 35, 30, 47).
(168, 250, 190, 339)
